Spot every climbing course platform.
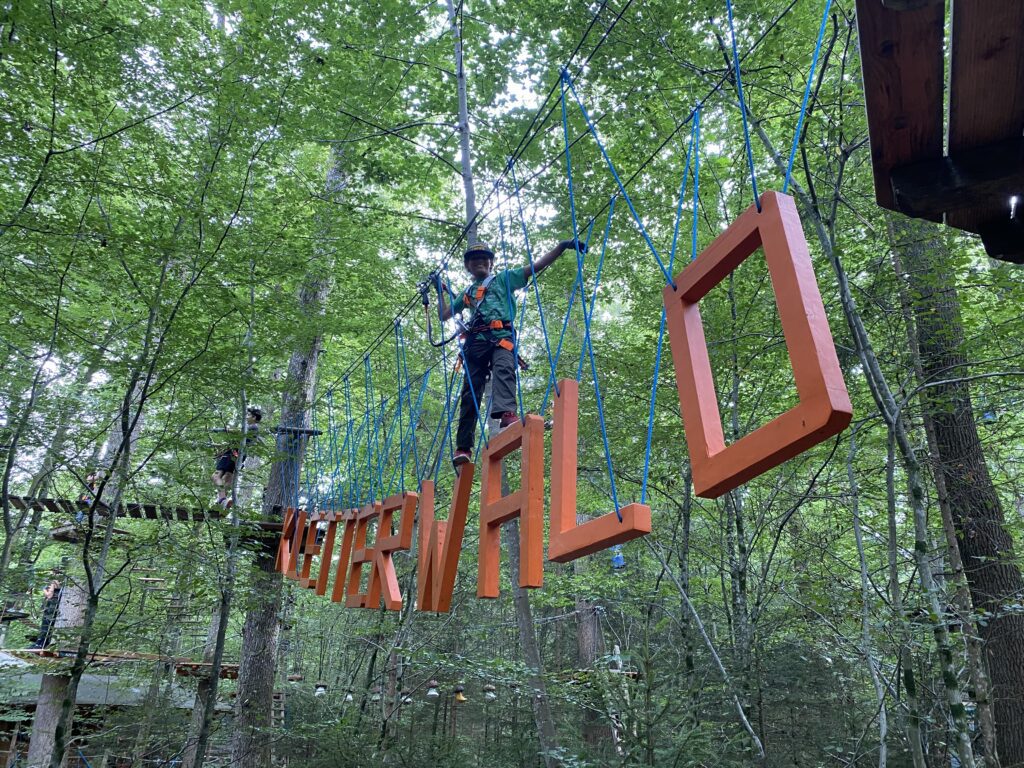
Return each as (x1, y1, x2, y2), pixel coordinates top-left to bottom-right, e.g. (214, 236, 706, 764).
(856, 0, 1024, 262)
(6, 495, 220, 522)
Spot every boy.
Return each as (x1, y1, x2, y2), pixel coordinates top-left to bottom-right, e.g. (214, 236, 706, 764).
(211, 406, 263, 508)
(439, 238, 584, 469)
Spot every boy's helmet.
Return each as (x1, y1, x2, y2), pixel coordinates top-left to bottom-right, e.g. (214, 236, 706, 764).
(463, 242, 495, 263)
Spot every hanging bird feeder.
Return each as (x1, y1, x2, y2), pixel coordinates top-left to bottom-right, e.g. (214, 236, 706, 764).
(483, 683, 497, 702)
(371, 685, 382, 702)
(344, 691, 354, 703)
(425, 679, 440, 700)
(453, 684, 467, 703)
(314, 682, 327, 697)
(401, 689, 413, 705)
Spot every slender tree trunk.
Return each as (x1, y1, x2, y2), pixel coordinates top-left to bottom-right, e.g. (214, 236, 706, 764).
(574, 542, 609, 748)
(748, 111, 978, 768)
(443, 0, 478, 243)
(230, 155, 340, 768)
(893, 218, 1024, 767)
(181, 607, 223, 768)
(503, 519, 561, 768)
(848, 429, 889, 768)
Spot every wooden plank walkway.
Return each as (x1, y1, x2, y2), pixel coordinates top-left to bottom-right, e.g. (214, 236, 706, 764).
(5, 495, 287, 529)
(856, 0, 1024, 262)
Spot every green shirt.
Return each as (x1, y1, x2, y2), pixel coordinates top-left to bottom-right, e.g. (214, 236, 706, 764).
(452, 267, 529, 339)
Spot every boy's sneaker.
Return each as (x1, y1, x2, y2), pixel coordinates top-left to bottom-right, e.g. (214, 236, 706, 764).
(452, 450, 471, 470)
(498, 411, 518, 429)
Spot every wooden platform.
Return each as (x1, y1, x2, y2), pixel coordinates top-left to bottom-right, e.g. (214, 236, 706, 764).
(6, 495, 220, 522)
(856, 0, 1024, 262)
(9, 648, 240, 679)
(6, 495, 288, 528)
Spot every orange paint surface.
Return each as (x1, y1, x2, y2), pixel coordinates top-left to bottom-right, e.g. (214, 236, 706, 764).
(477, 415, 545, 598)
(345, 501, 381, 608)
(416, 466, 475, 613)
(548, 379, 652, 562)
(662, 190, 852, 498)
(364, 492, 418, 610)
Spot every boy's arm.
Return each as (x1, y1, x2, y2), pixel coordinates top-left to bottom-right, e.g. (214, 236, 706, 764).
(528, 239, 586, 277)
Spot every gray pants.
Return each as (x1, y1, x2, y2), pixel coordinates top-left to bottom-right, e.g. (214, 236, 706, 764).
(456, 335, 517, 451)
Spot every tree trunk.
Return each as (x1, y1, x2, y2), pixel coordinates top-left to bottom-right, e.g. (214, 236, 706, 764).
(893, 218, 1024, 767)
(574, 547, 609, 747)
(25, 675, 70, 768)
(230, 156, 340, 768)
(181, 606, 223, 768)
(503, 519, 561, 767)
(747, 110, 978, 768)
(443, 0, 478, 243)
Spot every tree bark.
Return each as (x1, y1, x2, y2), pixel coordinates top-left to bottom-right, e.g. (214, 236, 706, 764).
(443, 0, 478, 243)
(893, 218, 1024, 767)
(574, 547, 609, 747)
(503, 519, 561, 768)
(229, 155, 340, 768)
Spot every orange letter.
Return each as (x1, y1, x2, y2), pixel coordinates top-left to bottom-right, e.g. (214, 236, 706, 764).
(295, 512, 323, 587)
(547, 379, 651, 562)
(365, 492, 417, 610)
(416, 466, 474, 613)
(313, 511, 339, 597)
(330, 509, 357, 603)
(275, 507, 298, 574)
(345, 501, 381, 608)
(477, 415, 545, 598)
(662, 191, 851, 498)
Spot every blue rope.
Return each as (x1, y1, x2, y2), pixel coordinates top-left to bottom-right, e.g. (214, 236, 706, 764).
(562, 70, 675, 286)
(576, 200, 615, 383)
(509, 162, 558, 399)
(343, 377, 355, 507)
(433, 368, 463, 484)
(498, 199, 526, 423)
(540, 220, 595, 415)
(422, 334, 454, 483)
(726, 0, 761, 211)
(784, 0, 832, 193)
(578, 220, 621, 519)
(363, 356, 375, 502)
(395, 321, 406, 491)
(643, 113, 699, 504)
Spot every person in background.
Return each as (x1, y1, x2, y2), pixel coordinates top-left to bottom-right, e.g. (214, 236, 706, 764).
(211, 406, 262, 508)
(29, 577, 61, 649)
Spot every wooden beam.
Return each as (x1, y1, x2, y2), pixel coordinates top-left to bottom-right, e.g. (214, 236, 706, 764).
(980, 219, 1024, 264)
(947, 1, 1024, 234)
(855, 0, 945, 215)
(880, 0, 941, 9)
(889, 137, 1024, 221)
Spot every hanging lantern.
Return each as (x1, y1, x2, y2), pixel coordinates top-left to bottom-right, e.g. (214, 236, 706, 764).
(425, 680, 440, 700)
(313, 682, 327, 697)
(401, 689, 413, 705)
(371, 686, 382, 703)
(453, 684, 467, 703)
(611, 545, 626, 570)
(483, 684, 497, 702)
